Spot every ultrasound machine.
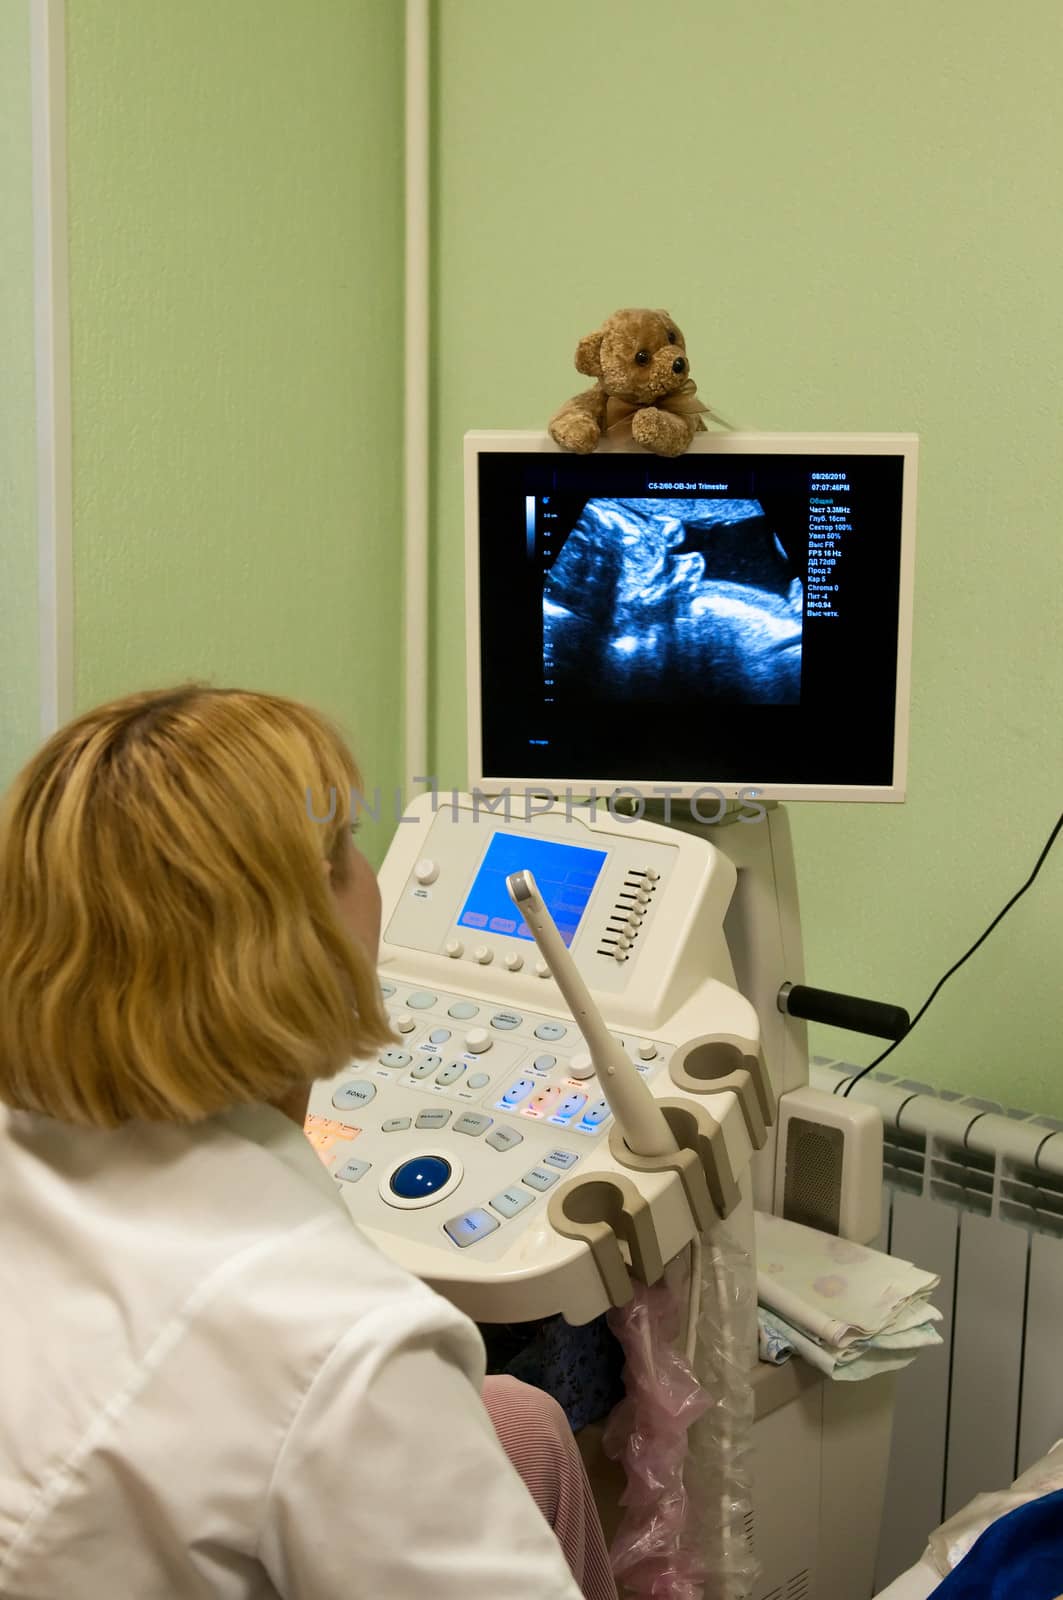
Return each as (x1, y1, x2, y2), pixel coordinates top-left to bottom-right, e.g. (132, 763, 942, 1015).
(307, 431, 918, 1599)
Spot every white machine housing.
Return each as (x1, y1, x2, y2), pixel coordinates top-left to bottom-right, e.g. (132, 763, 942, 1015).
(308, 792, 768, 1325)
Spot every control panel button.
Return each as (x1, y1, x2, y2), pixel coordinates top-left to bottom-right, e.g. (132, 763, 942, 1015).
(390, 1155, 452, 1200)
(569, 1052, 595, 1080)
(504, 953, 524, 972)
(453, 1112, 493, 1137)
(636, 889, 651, 905)
(644, 868, 660, 881)
(544, 1148, 580, 1170)
(576, 1098, 612, 1131)
(411, 1054, 442, 1080)
(535, 960, 551, 979)
(486, 1126, 524, 1152)
(381, 982, 396, 998)
(378, 1048, 413, 1070)
(637, 1040, 658, 1061)
(436, 1060, 466, 1086)
(332, 1081, 376, 1111)
(406, 990, 437, 1010)
(523, 1085, 565, 1119)
(490, 1186, 535, 1218)
(445, 939, 464, 959)
(523, 1166, 560, 1192)
(428, 1027, 452, 1045)
(447, 1001, 479, 1020)
(549, 1093, 587, 1125)
(474, 945, 494, 965)
(533, 1054, 557, 1073)
(335, 1157, 372, 1184)
(444, 1208, 499, 1248)
(467, 1071, 491, 1090)
(464, 1028, 493, 1055)
(499, 1077, 535, 1108)
(382, 1117, 411, 1133)
(394, 1013, 416, 1034)
(490, 1010, 523, 1031)
(534, 1022, 567, 1042)
(414, 858, 439, 885)
(415, 1108, 452, 1130)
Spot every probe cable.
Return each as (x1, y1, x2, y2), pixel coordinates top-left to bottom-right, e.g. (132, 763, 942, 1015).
(837, 808, 1062, 1098)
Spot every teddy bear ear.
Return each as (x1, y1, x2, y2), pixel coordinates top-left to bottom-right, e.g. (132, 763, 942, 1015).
(574, 329, 605, 377)
(656, 309, 682, 338)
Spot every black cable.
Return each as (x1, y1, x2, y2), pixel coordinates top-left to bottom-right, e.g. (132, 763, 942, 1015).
(836, 808, 1063, 1097)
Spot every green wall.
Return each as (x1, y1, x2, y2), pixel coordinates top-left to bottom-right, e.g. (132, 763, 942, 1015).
(65, 0, 405, 864)
(0, 0, 41, 794)
(433, 2, 1063, 1110)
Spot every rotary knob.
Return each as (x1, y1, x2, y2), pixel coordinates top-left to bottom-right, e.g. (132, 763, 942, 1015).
(569, 1051, 595, 1080)
(464, 1028, 493, 1054)
(444, 939, 464, 959)
(394, 1013, 415, 1034)
(637, 1039, 658, 1061)
(414, 858, 439, 885)
(535, 959, 552, 979)
(474, 945, 494, 965)
(504, 952, 524, 971)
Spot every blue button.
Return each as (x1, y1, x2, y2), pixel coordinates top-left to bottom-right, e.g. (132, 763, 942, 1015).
(576, 1098, 612, 1132)
(332, 1081, 376, 1111)
(490, 1011, 523, 1030)
(548, 1093, 587, 1125)
(499, 1077, 535, 1108)
(444, 1208, 500, 1247)
(534, 1022, 567, 1042)
(389, 1155, 452, 1200)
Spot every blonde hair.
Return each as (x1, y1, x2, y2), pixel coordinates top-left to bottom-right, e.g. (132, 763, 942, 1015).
(0, 686, 392, 1127)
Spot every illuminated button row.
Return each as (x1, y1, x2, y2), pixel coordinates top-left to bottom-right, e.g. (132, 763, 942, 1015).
(495, 1076, 611, 1133)
(444, 1149, 580, 1246)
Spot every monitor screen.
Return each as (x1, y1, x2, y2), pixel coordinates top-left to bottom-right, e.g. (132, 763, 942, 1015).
(457, 831, 607, 947)
(466, 433, 917, 801)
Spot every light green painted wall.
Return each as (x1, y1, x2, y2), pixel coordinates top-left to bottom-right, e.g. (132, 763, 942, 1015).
(0, 0, 41, 795)
(65, 0, 405, 864)
(434, 3, 1063, 1110)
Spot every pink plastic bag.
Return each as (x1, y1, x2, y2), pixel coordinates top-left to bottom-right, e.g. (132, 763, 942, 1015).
(604, 1279, 712, 1599)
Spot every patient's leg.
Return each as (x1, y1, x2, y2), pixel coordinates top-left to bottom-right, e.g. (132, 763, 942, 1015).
(483, 1374, 618, 1600)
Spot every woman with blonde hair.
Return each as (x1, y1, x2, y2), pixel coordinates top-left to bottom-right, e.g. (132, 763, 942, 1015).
(0, 686, 615, 1600)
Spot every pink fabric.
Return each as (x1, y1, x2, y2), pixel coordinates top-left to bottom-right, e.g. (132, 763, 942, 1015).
(483, 1375, 618, 1600)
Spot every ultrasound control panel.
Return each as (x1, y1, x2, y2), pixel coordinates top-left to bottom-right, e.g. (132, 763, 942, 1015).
(306, 794, 763, 1324)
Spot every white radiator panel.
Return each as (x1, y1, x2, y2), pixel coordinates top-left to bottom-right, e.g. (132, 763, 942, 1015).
(944, 1211, 1026, 1516)
(1018, 1230, 1063, 1473)
(873, 1191, 957, 1589)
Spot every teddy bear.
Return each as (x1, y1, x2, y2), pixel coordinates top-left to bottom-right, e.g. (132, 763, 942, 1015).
(548, 308, 709, 457)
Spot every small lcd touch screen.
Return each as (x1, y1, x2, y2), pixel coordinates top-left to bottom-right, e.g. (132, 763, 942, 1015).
(458, 832, 607, 948)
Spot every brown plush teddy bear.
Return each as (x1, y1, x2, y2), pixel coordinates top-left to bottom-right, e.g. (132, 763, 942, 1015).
(548, 308, 709, 457)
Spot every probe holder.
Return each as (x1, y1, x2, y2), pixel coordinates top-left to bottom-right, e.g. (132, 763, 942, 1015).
(668, 1037, 776, 1151)
(548, 1173, 665, 1310)
(610, 1098, 741, 1222)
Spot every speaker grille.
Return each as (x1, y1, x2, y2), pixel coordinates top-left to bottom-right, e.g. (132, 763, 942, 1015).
(783, 1117, 843, 1233)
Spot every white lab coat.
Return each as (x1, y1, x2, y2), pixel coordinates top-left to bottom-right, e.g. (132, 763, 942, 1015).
(0, 1101, 583, 1598)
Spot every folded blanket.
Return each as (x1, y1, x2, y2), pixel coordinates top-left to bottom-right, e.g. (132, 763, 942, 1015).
(759, 1307, 941, 1381)
(756, 1212, 940, 1345)
(929, 1487, 1063, 1598)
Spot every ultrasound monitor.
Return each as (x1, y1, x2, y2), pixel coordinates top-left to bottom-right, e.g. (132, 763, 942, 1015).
(465, 431, 917, 802)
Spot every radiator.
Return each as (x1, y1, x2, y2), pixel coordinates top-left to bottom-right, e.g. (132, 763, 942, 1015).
(810, 1061, 1063, 1593)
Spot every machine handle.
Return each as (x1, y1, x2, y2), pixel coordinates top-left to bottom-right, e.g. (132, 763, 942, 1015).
(507, 870, 679, 1159)
(777, 982, 910, 1041)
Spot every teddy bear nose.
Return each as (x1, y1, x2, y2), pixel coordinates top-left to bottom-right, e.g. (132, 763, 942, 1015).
(672, 356, 687, 374)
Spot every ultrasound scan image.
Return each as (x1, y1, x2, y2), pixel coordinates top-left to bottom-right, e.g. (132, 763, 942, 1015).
(543, 498, 803, 705)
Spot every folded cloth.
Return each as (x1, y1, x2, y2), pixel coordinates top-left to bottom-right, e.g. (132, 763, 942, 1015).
(756, 1212, 940, 1346)
(758, 1312, 793, 1366)
(758, 1307, 941, 1382)
(928, 1486, 1063, 1598)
